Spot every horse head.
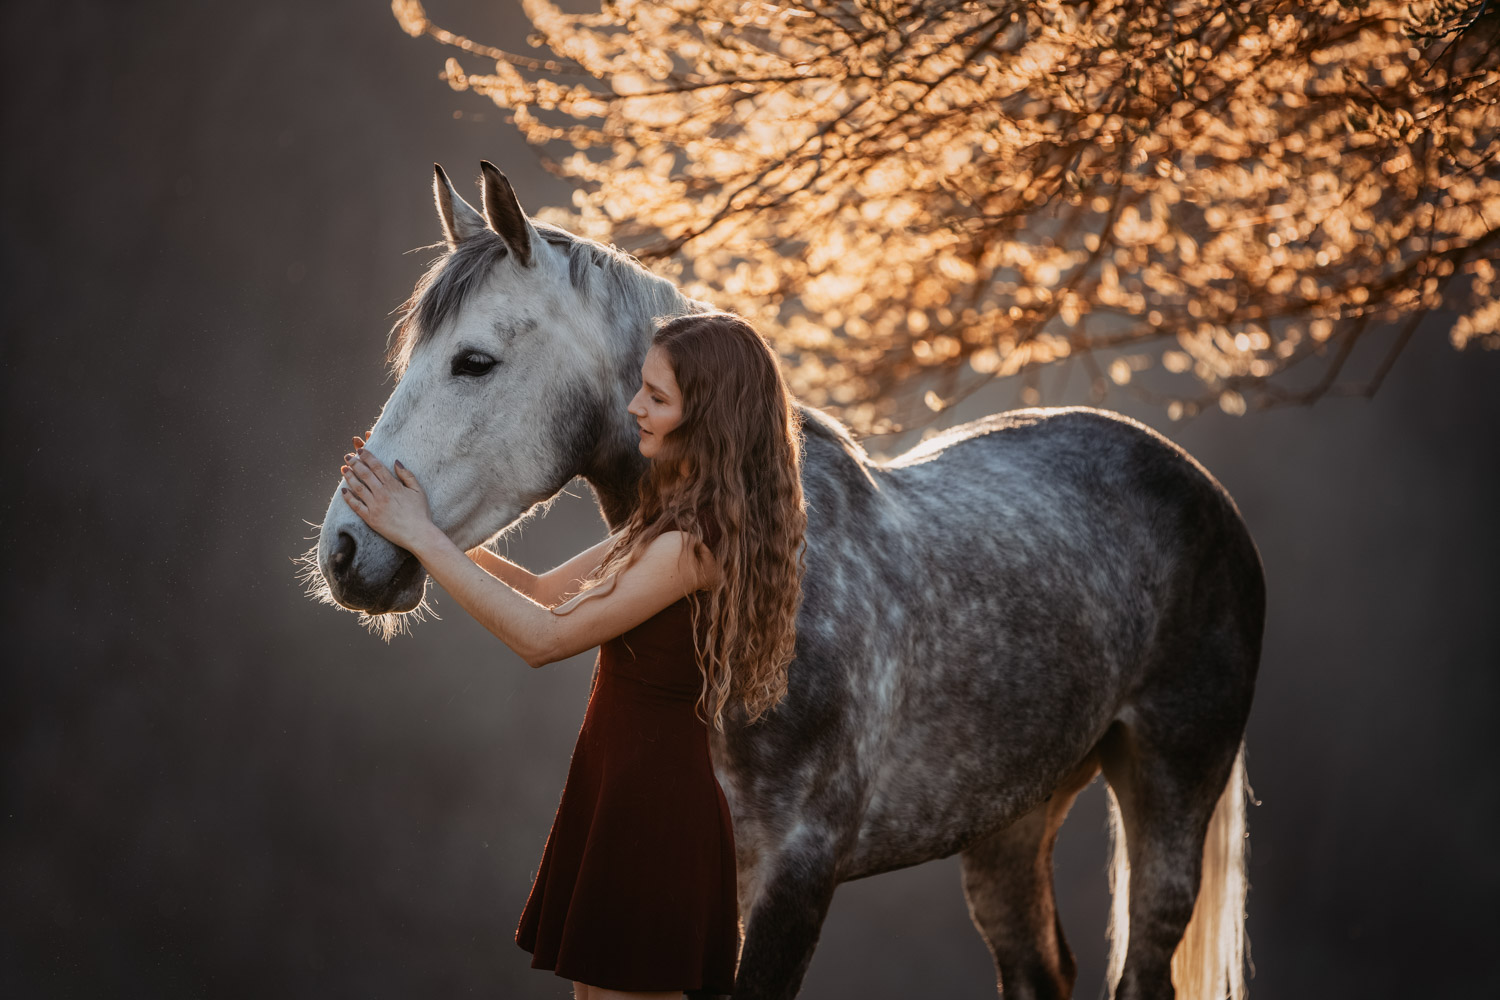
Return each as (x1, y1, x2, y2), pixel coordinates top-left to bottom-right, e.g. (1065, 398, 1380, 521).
(313, 162, 696, 622)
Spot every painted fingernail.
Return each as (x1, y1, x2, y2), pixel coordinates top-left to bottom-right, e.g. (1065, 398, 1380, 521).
(341, 487, 348, 495)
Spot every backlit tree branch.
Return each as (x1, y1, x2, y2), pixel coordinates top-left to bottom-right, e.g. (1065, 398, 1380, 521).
(394, 0, 1500, 433)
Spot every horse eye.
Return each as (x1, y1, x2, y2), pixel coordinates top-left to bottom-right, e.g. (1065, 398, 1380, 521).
(451, 352, 497, 378)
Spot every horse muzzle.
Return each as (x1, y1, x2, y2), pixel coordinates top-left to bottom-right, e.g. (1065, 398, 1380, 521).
(318, 518, 427, 615)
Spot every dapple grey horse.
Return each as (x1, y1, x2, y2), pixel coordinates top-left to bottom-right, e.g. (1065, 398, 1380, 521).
(310, 162, 1263, 1000)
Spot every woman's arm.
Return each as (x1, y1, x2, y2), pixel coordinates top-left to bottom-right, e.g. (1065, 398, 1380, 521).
(415, 525, 711, 667)
(466, 545, 544, 601)
(468, 530, 617, 605)
(530, 534, 618, 607)
(339, 448, 716, 668)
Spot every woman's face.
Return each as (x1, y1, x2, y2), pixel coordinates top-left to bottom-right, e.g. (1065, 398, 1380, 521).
(628, 345, 684, 459)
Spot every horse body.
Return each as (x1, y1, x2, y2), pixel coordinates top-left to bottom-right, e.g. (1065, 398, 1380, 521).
(313, 163, 1262, 1000)
(709, 406, 1261, 1000)
(719, 410, 1129, 870)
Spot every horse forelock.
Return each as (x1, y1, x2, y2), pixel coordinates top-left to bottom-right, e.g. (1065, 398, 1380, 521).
(386, 223, 691, 376)
(387, 234, 506, 374)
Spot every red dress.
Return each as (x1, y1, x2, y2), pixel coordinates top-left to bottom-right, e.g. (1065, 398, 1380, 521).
(515, 514, 739, 994)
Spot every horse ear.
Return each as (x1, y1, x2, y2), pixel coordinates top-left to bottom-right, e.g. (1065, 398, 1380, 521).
(479, 161, 535, 268)
(433, 163, 487, 246)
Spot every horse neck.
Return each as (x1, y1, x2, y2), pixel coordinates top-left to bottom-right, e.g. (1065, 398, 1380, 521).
(581, 440, 649, 529)
(578, 279, 703, 529)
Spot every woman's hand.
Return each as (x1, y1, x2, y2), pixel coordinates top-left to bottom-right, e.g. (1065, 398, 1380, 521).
(340, 446, 437, 553)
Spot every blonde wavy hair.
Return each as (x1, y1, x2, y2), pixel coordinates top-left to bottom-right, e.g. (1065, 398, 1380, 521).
(559, 311, 807, 732)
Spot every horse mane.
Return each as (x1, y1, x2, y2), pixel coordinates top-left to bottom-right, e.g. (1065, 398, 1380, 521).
(386, 222, 689, 374)
(800, 404, 871, 463)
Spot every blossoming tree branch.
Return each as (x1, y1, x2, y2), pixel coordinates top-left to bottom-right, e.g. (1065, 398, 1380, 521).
(393, 0, 1499, 434)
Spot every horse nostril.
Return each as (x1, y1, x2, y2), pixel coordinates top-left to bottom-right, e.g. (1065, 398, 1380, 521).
(331, 530, 356, 572)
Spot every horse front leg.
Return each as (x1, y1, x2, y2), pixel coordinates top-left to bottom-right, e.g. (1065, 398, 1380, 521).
(729, 835, 842, 1000)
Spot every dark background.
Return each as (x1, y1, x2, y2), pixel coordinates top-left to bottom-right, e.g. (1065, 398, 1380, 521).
(3, 2, 1497, 997)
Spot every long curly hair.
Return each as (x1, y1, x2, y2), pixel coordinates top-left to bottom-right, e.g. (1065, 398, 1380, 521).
(560, 311, 807, 732)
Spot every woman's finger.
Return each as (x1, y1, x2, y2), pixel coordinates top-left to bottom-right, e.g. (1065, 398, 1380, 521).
(357, 449, 394, 486)
(393, 459, 419, 490)
(343, 465, 373, 496)
(340, 487, 368, 516)
(347, 457, 381, 489)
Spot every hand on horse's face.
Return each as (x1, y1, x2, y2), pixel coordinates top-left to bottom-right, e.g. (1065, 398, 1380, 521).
(340, 446, 434, 552)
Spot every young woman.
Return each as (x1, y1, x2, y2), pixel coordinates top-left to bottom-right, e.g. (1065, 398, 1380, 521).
(338, 311, 807, 1000)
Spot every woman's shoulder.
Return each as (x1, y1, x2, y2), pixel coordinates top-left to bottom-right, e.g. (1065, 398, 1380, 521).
(657, 504, 722, 555)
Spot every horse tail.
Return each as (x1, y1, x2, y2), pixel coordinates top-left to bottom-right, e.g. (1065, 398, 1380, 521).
(1106, 744, 1251, 1000)
(1105, 782, 1130, 996)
